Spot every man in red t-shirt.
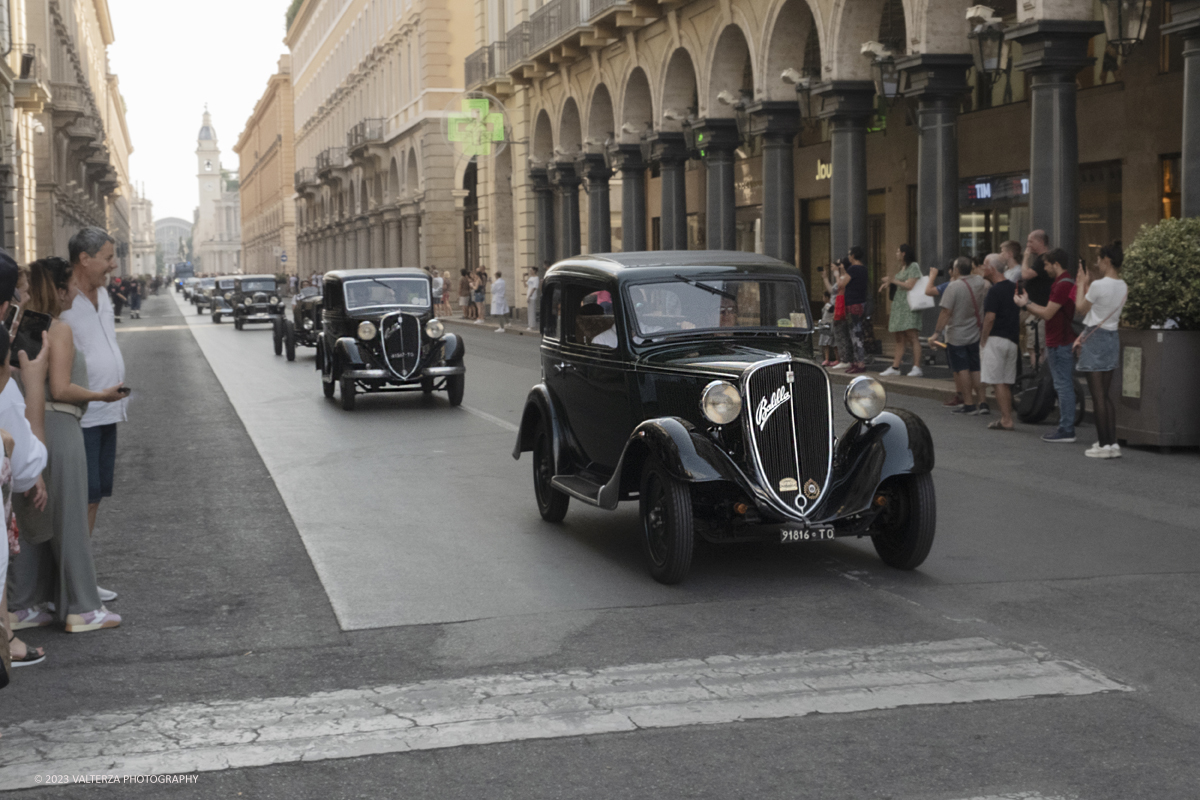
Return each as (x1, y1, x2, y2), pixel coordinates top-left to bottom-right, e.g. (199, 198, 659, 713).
(1015, 248, 1077, 442)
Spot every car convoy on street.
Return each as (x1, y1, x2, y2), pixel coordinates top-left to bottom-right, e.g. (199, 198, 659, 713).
(181, 252, 936, 584)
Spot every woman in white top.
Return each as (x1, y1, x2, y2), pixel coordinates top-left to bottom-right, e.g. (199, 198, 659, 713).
(490, 272, 509, 332)
(1075, 243, 1128, 459)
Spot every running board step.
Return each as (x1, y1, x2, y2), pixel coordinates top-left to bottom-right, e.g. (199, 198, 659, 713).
(550, 475, 605, 506)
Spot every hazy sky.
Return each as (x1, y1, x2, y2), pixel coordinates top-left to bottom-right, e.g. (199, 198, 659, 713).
(107, 0, 291, 222)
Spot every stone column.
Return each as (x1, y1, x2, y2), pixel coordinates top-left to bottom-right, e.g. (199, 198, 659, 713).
(384, 210, 402, 269)
(814, 82, 875, 260)
(549, 161, 581, 259)
(649, 132, 689, 250)
(1007, 20, 1104, 262)
(369, 212, 385, 270)
(582, 153, 612, 254)
(610, 144, 647, 251)
(356, 218, 370, 269)
(897, 54, 972, 277)
(401, 210, 420, 268)
(1164, 6, 1200, 217)
(747, 103, 801, 264)
(531, 166, 556, 267)
(692, 119, 740, 251)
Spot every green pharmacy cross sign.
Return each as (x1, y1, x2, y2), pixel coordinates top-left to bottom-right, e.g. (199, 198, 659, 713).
(448, 99, 505, 157)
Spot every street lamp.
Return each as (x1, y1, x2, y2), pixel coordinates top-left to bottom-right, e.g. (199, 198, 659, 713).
(1098, 0, 1152, 56)
(861, 41, 901, 110)
(781, 68, 815, 125)
(966, 5, 1009, 77)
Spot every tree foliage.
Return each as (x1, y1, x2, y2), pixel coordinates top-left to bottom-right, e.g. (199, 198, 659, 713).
(286, 0, 304, 32)
(1122, 216, 1200, 331)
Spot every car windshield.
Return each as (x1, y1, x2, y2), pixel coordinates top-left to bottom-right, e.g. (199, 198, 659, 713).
(218, 279, 236, 289)
(343, 277, 429, 311)
(298, 286, 319, 299)
(240, 280, 274, 292)
(628, 278, 811, 339)
(199, 279, 215, 288)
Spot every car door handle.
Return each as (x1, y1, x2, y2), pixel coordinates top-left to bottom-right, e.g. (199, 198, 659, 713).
(553, 362, 576, 375)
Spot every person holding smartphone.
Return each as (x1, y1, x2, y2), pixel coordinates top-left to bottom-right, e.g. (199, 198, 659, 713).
(8, 257, 125, 633)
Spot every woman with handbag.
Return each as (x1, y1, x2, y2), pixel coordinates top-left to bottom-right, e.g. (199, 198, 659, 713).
(1074, 243, 1127, 459)
(879, 244, 924, 377)
(823, 261, 850, 369)
(7, 258, 125, 633)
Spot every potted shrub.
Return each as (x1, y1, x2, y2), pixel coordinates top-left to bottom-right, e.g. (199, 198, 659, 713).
(1115, 216, 1200, 448)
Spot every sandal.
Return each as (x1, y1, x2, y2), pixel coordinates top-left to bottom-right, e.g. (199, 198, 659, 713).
(8, 633, 46, 667)
(987, 420, 1014, 431)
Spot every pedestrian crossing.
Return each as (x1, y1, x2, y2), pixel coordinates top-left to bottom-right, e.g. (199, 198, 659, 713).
(0, 638, 1127, 790)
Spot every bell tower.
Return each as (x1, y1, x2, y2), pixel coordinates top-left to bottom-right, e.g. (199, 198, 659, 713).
(195, 107, 222, 271)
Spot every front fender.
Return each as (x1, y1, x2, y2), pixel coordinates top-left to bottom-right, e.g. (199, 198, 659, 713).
(442, 332, 464, 363)
(513, 384, 559, 458)
(812, 408, 935, 520)
(334, 337, 366, 370)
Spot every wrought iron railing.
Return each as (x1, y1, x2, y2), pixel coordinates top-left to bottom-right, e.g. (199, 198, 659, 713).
(294, 167, 317, 190)
(588, 0, 623, 20)
(316, 147, 346, 172)
(505, 22, 530, 65)
(347, 118, 385, 149)
(529, 0, 589, 53)
(465, 47, 490, 87)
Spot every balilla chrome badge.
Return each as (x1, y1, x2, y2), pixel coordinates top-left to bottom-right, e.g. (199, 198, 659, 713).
(755, 386, 791, 431)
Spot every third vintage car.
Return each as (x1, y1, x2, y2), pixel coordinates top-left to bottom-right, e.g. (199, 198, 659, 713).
(512, 251, 936, 585)
(226, 274, 284, 330)
(316, 268, 465, 410)
(273, 283, 323, 361)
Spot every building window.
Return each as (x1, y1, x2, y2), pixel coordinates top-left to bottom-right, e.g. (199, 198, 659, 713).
(1160, 1, 1186, 73)
(1161, 154, 1182, 218)
(1078, 161, 1122, 263)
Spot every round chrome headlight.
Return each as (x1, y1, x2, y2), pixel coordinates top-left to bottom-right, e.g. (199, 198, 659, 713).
(303, 318, 314, 330)
(425, 318, 445, 339)
(224, 292, 232, 300)
(242, 297, 252, 306)
(269, 296, 280, 305)
(700, 380, 742, 425)
(845, 376, 886, 421)
(357, 321, 377, 340)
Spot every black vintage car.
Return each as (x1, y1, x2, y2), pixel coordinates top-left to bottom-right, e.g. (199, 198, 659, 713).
(317, 269, 465, 410)
(207, 277, 238, 322)
(273, 285, 323, 361)
(226, 274, 283, 330)
(193, 277, 218, 312)
(512, 252, 936, 585)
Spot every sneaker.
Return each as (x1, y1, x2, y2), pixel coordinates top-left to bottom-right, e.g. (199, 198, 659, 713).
(494, 328, 506, 333)
(829, 362, 849, 370)
(952, 404, 977, 414)
(906, 366, 923, 378)
(64, 607, 122, 633)
(879, 366, 901, 377)
(1108, 443, 1122, 457)
(1042, 430, 1076, 443)
(1085, 444, 1113, 458)
(943, 393, 964, 408)
(97, 586, 118, 602)
(975, 403, 991, 416)
(10, 605, 54, 631)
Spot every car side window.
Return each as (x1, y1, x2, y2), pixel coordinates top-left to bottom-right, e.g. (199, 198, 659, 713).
(543, 284, 562, 340)
(571, 288, 617, 350)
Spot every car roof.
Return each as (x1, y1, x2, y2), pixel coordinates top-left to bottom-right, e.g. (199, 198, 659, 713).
(237, 274, 277, 281)
(325, 268, 428, 283)
(544, 251, 802, 283)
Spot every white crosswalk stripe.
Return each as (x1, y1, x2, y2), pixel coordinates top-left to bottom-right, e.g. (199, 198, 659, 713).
(0, 638, 1127, 790)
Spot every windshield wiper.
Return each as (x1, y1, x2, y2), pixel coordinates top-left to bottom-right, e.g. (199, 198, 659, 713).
(672, 274, 737, 301)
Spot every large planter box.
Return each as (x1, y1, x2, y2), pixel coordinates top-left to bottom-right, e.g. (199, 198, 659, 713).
(1115, 329, 1200, 447)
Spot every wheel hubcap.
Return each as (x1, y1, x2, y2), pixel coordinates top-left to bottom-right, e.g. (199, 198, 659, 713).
(645, 479, 668, 565)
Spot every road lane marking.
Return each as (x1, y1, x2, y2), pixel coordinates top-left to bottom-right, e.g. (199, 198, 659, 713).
(953, 795, 1075, 800)
(462, 404, 520, 432)
(0, 638, 1127, 789)
(114, 325, 193, 333)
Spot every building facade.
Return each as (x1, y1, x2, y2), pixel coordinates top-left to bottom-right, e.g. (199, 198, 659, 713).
(235, 55, 298, 278)
(460, 0, 1199, 323)
(1, 0, 135, 271)
(285, 0, 473, 281)
(194, 110, 242, 274)
(155, 216, 192, 267)
(129, 185, 155, 275)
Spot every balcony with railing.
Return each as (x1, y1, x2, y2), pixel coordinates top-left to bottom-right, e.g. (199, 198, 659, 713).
(49, 81, 88, 120)
(465, 41, 511, 91)
(506, 22, 530, 66)
(503, 0, 656, 81)
(347, 118, 385, 152)
(13, 44, 51, 110)
(316, 147, 347, 173)
(294, 167, 318, 191)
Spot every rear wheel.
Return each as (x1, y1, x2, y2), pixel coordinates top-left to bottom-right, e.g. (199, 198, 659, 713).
(340, 376, 356, 410)
(284, 320, 296, 362)
(639, 458, 695, 585)
(321, 345, 335, 398)
(446, 372, 464, 407)
(196, 305, 202, 315)
(870, 473, 936, 570)
(273, 320, 283, 355)
(235, 317, 244, 331)
(212, 313, 221, 324)
(532, 427, 569, 522)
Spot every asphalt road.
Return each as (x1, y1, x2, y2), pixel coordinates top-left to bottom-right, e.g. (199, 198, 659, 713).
(2, 290, 1199, 799)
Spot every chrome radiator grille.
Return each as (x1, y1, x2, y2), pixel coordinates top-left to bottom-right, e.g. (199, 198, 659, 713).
(381, 313, 421, 379)
(743, 358, 832, 514)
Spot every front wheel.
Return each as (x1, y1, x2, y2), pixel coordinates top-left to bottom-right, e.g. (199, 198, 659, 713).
(639, 459, 695, 585)
(284, 320, 296, 362)
(870, 473, 936, 570)
(421, 377, 434, 395)
(446, 372, 464, 407)
(340, 376, 356, 410)
(532, 428, 569, 523)
(321, 348, 336, 398)
(196, 305, 202, 315)
(273, 320, 284, 355)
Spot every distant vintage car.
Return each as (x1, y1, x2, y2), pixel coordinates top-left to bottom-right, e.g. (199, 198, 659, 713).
(193, 277, 219, 312)
(512, 252, 936, 585)
(317, 269, 465, 411)
(226, 274, 283, 330)
(207, 277, 238, 322)
(182, 277, 200, 300)
(273, 284, 323, 361)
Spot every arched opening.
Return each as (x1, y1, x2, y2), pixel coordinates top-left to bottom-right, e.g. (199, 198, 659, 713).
(492, 147, 516, 313)
(532, 110, 554, 164)
(405, 149, 419, 195)
(360, 181, 369, 216)
(558, 98, 583, 157)
(764, 0, 821, 101)
(661, 48, 699, 131)
(620, 68, 653, 142)
(463, 159, 479, 273)
(587, 85, 615, 148)
(388, 158, 400, 204)
(707, 25, 754, 114)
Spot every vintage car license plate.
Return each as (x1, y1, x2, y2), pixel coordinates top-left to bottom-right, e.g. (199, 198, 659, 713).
(780, 526, 835, 543)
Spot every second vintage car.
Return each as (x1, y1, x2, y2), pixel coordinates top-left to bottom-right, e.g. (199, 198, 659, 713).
(226, 274, 284, 330)
(273, 283, 323, 361)
(512, 251, 936, 585)
(316, 268, 465, 410)
(192, 277, 218, 312)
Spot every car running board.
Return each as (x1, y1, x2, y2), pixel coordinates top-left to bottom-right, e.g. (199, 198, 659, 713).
(550, 475, 606, 507)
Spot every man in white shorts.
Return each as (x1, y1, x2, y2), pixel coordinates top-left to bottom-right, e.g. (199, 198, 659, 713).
(979, 254, 1020, 431)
